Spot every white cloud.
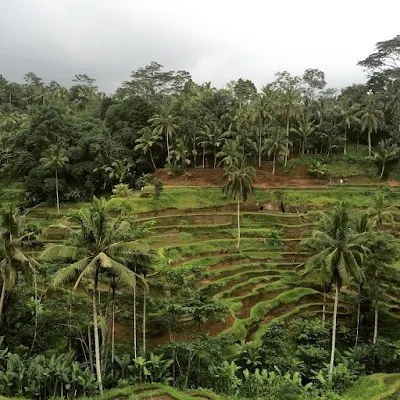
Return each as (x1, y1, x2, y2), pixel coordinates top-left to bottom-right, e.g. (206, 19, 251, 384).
(1, 0, 399, 91)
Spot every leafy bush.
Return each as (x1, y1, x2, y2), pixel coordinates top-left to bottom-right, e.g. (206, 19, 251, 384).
(152, 177, 164, 200)
(112, 183, 132, 198)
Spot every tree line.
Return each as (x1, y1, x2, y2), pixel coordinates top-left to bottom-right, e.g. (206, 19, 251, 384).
(1, 36, 400, 206)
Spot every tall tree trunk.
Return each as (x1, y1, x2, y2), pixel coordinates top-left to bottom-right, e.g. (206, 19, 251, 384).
(202, 147, 205, 169)
(285, 118, 290, 166)
(236, 200, 241, 249)
(373, 302, 378, 345)
(143, 288, 147, 356)
(379, 163, 385, 179)
(322, 288, 326, 324)
(258, 127, 262, 168)
(166, 132, 170, 163)
(88, 325, 94, 372)
(368, 130, 372, 156)
(355, 290, 361, 348)
(213, 148, 217, 169)
(111, 285, 115, 381)
(29, 272, 39, 353)
(272, 151, 276, 175)
(93, 274, 103, 394)
(0, 280, 6, 323)
(149, 149, 156, 171)
(344, 125, 347, 155)
(357, 133, 360, 150)
(55, 169, 60, 214)
(133, 269, 137, 359)
(193, 143, 196, 167)
(329, 279, 339, 374)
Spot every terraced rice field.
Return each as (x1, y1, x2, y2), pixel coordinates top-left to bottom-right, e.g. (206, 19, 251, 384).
(27, 186, 400, 347)
(135, 200, 344, 344)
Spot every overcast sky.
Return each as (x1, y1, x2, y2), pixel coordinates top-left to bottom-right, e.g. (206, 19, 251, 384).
(0, 0, 399, 93)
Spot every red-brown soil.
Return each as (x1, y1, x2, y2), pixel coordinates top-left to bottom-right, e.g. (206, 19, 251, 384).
(154, 163, 382, 187)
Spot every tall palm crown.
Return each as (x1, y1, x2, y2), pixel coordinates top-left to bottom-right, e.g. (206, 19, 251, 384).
(134, 127, 160, 170)
(301, 202, 367, 374)
(222, 157, 255, 202)
(291, 115, 316, 155)
(366, 139, 400, 179)
(264, 130, 291, 175)
(217, 139, 241, 169)
(40, 144, 69, 214)
(202, 121, 223, 169)
(335, 99, 360, 154)
(222, 157, 256, 249)
(149, 108, 178, 162)
(360, 95, 384, 156)
(40, 144, 69, 170)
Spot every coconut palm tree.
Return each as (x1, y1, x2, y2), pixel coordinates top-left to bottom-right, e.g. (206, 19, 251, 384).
(44, 197, 153, 394)
(279, 87, 301, 165)
(202, 121, 223, 169)
(368, 192, 398, 229)
(264, 131, 291, 175)
(300, 202, 367, 374)
(251, 95, 275, 167)
(134, 127, 160, 170)
(149, 108, 178, 163)
(217, 139, 241, 169)
(0, 206, 38, 324)
(40, 145, 69, 214)
(360, 95, 384, 156)
(222, 157, 256, 249)
(291, 115, 316, 155)
(366, 139, 400, 179)
(386, 84, 400, 133)
(335, 99, 360, 154)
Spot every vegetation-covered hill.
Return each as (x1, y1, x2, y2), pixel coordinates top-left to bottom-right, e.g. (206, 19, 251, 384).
(2, 35, 400, 399)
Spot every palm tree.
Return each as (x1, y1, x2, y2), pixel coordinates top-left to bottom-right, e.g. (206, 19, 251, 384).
(222, 157, 256, 249)
(264, 131, 291, 175)
(386, 85, 400, 133)
(279, 87, 300, 165)
(40, 145, 69, 214)
(167, 137, 192, 169)
(134, 127, 160, 170)
(360, 95, 384, 156)
(76, 85, 98, 112)
(106, 159, 134, 184)
(44, 197, 153, 394)
(300, 202, 367, 374)
(368, 193, 398, 229)
(0, 206, 38, 324)
(251, 95, 275, 167)
(335, 99, 360, 154)
(198, 131, 211, 169)
(366, 139, 400, 179)
(202, 122, 223, 169)
(217, 139, 241, 169)
(149, 108, 178, 163)
(291, 115, 316, 155)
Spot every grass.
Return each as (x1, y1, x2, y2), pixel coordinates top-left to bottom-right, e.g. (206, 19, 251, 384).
(81, 382, 223, 400)
(219, 287, 319, 343)
(343, 373, 400, 400)
(160, 238, 282, 262)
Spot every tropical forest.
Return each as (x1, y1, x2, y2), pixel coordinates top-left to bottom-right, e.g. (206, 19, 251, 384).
(1, 35, 400, 400)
